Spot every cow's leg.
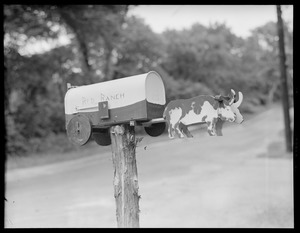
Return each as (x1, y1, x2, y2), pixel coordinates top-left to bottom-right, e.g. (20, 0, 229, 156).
(174, 122, 185, 138)
(179, 122, 193, 138)
(165, 109, 176, 139)
(215, 119, 224, 136)
(168, 123, 175, 138)
(167, 107, 184, 138)
(165, 119, 175, 139)
(207, 118, 218, 136)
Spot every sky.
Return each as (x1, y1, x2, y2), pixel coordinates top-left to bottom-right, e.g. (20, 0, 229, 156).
(128, 5, 293, 38)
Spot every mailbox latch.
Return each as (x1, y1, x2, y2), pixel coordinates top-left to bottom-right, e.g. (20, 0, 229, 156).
(99, 101, 109, 119)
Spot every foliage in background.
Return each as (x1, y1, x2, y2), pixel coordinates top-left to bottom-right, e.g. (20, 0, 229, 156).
(4, 5, 293, 157)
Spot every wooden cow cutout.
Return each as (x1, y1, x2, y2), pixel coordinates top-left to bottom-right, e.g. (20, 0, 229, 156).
(163, 89, 243, 138)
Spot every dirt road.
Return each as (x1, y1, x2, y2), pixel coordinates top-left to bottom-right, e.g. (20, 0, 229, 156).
(5, 105, 294, 228)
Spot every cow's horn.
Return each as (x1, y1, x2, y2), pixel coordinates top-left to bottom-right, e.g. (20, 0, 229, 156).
(234, 91, 243, 107)
(229, 89, 235, 105)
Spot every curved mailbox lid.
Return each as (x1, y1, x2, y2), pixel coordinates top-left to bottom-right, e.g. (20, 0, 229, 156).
(64, 71, 166, 115)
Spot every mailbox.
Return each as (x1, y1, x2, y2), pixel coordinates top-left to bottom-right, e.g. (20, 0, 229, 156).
(64, 71, 166, 146)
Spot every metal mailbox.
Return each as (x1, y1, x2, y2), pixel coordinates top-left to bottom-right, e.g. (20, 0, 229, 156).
(64, 71, 166, 146)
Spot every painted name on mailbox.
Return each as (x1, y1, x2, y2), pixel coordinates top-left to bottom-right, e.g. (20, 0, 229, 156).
(100, 93, 125, 102)
(81, 93, 125, 107)
(81, 97, 96, 106)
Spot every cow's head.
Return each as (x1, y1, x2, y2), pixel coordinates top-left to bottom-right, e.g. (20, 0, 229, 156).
(230, 89, 244, 123)
(214, 89, 241, 123)
(214, 89, 244, 123)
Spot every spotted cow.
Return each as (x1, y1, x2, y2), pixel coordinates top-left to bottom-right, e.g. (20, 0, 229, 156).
(163, 89, 243, 138)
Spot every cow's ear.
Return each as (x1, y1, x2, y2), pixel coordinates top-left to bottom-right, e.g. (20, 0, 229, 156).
(214, 95, 223, 102)
(219, 95, 231, 102)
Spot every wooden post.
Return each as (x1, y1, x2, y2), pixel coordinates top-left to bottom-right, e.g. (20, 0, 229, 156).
(276, 5, 293, 152)
(110, 124, 140, 228)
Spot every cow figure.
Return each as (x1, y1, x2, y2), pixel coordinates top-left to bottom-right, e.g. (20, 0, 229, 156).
(163, 89, 243, 138)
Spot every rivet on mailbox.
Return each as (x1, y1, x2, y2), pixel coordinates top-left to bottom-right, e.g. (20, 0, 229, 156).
(64, 71, 167, 146)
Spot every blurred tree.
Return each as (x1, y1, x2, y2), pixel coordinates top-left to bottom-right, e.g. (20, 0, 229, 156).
(112, 16, 165, 79)
(161, 23, 247, 95)
(153, 64, 213, 103)
(245, 21, 293, 104)
(4, 5, 132, 156)
(56, 5, 130, 81)
(4, 5, 131, 81)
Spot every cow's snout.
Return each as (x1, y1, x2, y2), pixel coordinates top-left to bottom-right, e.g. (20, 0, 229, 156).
(229, 115, 236, 122)
(228, 112, 236, 122)
(237, 118, 244, 124)
(235, 116, 244, 124)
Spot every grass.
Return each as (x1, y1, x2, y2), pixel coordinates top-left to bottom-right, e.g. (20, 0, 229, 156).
(5, 141, 111, 170)
(5, 130, 150, 171)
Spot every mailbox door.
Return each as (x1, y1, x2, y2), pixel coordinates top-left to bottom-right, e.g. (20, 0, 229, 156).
(66, 114, 92, 146)
(146, 102, 165, 120)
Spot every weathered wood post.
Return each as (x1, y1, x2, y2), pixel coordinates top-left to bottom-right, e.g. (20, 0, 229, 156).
(110, 124, 140, 228)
